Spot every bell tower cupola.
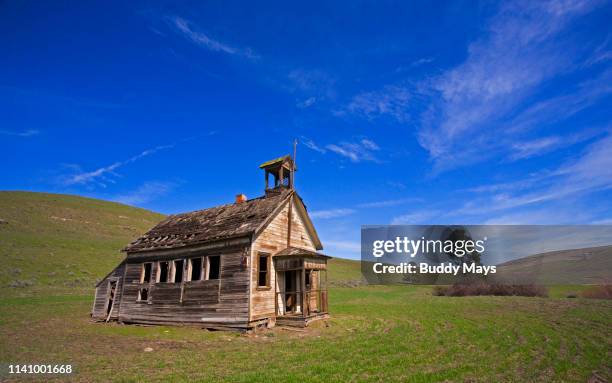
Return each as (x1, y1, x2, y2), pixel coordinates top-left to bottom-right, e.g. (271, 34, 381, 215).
(259, 155, 296, 196)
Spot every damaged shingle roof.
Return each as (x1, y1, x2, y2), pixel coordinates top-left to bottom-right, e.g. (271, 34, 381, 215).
(124, 189, 292, 253)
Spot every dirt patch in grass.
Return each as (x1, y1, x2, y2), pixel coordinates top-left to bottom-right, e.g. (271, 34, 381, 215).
(433, 283, 548, 297)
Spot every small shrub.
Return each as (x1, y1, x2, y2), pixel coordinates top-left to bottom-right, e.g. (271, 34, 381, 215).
(566, 293, 577, 299)
(581, 285, 612, 300)
(433, 283, 547, 297)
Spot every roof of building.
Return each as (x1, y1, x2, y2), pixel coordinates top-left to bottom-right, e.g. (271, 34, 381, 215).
(124, 189, 293, 253)
(275, 246, 331, 259)
(258, 155, 296, 170)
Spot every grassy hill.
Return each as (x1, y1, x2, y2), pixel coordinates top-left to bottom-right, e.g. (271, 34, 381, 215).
(496, 245, 612, 285)
(0, 191, 361, 297)
(0, 191, 164, 297)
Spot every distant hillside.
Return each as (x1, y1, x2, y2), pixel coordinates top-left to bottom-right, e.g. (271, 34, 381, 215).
(0, 191, 362, 297)
(495, 245, 612, 285)
(0, 191, 164, 296)
(327, 257, 364, 287)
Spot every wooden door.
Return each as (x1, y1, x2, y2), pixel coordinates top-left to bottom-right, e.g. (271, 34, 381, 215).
(105, 280, 118, 321)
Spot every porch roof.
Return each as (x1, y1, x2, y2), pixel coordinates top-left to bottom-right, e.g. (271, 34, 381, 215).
(274, 246, 331, 259)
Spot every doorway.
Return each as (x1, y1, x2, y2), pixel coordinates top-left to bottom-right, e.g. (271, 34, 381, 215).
(284, 270, 297, 313)
(105, 280, 118, 321)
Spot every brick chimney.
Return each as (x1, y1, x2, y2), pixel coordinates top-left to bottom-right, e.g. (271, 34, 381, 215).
(235, 194, 247, 204)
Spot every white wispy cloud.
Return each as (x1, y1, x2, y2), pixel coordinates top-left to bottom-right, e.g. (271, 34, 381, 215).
(0, 129, 40, 137)
(339, 1, 607, 173)
(411, 57, 434, 67)
(387, 181, 407, 190)
(301, 137, 327, 154)
(357, 198, 420, 208)
(113, 181, 175, 206)
(507, 69, 612, 135)
(61, 145, 173, 187)
(286, 69, 336, 107)
(325, 139, 381, 163)
(454, 132, 612, 217)
(483, 208, 591, 225)
(416, 0, 605, 169)
(302, 137, 382, 163)
(465, 177, 545, 194)
(394, 58, 435, 74)
(508, 129, 601, 161)
(391, 210, 440, 225)
(296, 97, 317, 109)
(169, 16, 258, 59)
(345, 85, 412, 122)
(309, 208, 355, 219)
(310, 197, 421, 226)
(583, 35, 612, 67)
(510, 136, 563, 160)
(288, 69, 335, 94)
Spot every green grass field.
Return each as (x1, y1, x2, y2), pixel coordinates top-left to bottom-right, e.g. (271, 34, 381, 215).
(1, 192, 611, 382)
(0, 191, 163, 297)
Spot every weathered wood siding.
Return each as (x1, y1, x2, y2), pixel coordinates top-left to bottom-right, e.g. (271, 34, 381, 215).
(92, 262, 125, 320)
(304, 257, 327, 270)
(250, 197, 317, 320)
(117, 246, 250, 327)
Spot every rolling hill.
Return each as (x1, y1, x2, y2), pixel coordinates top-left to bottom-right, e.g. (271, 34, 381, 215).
(0, 191, 362, 297)
(5, 190, 607, 295)
(495, 245, 612, 285)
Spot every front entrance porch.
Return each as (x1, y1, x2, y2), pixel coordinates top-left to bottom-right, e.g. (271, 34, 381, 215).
(274, 247, 330, 327)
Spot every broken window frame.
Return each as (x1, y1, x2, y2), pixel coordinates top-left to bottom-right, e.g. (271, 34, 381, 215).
(171, 259, 185, 283)
(156, 261, 171, 283)
(137, 287, 149, 302)
(187, 257, 203, 282)
(140, 262, 153, 284)
(205, 255, 221, 280)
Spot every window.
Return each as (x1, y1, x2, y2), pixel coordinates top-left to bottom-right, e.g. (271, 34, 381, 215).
(188, 257, 203, 281)
(207, 256, 220, 280)
(137, 288, 148, 301)
(157, 261, 170, 283)
(257, 253, 270, 288)
(173, 259, 184, 283)
(140, 263, 152, 283)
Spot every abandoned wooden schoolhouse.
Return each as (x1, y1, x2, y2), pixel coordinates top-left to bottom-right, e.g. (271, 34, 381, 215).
(92, 155, 330, 329)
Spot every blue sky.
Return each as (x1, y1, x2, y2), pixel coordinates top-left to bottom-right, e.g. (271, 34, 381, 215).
(2, 0, 611, 259)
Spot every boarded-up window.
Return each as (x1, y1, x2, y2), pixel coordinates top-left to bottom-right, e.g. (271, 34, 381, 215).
(141, 263, 152, 283)
(157, 261, 170, 283)
(188, 257, 202, 281)
(173, 259, 184, 283)
(207, 256, 220, 280)
(257, 253, 270, 287)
